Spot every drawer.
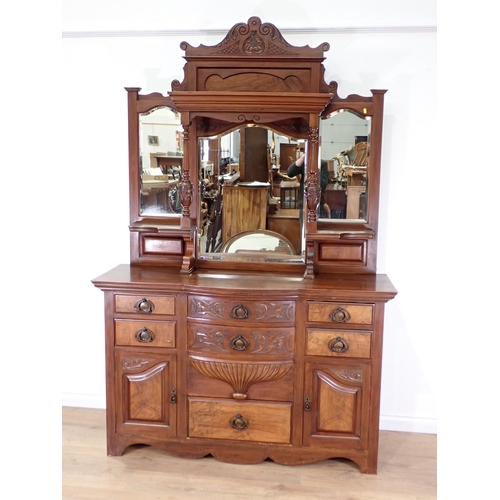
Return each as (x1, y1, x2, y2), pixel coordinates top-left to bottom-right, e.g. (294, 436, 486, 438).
(188, 295, 295, 323)
(307, 329, 371, 358)
(115, 320, 176, 348)
(307, 302, 373, 326)
(188, 323, 294, 356)
(115, 294, 176, 315)
(188, 398, 291, 444)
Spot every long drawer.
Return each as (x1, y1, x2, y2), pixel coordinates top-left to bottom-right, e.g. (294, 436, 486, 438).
(188, 295, 295, 323)
(188, 397, 291, 444)
(187, 323, 294, 356)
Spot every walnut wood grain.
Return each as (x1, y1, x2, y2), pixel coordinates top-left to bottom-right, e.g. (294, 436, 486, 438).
(115, 320, 176, 348)
(188, 398, 291, 444)
(306, 330, 371, 358)
(307, 302, 374, 325)
(115, 294, 176, 315)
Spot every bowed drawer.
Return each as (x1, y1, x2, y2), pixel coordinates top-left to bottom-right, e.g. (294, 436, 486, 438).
(188, 397, 291, 444)
(188, 295, 295, 323)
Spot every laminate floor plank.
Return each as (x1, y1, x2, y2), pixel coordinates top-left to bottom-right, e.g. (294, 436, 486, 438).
(62, 407, 436, 500)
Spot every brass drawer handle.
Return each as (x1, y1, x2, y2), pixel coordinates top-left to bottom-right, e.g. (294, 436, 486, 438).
(329, 307, 351, 323)
(134, 297, 155, 313)
(135, 327, 155, 343)
(230, 413, 249, 430)
(328, 336, 349, 353)
(230, 304, 250, 319)
(230, 335, 249, 351)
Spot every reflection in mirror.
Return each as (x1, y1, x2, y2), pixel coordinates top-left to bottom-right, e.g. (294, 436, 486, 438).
(319, 110, 371, 222)
(198, 126, 305, 262)
(139, 107, 183, 216)
(222, 229, 295, 255)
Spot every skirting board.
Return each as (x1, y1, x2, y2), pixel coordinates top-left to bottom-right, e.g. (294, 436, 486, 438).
(62, 393, 437, 435)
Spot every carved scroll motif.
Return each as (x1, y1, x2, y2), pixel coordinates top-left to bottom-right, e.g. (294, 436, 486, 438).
(252, 332, 294, 354)
(189, 326, 294, 355)
(215, 17, 298, 57)
(191, 329, 227, 352)
(255, 302, 295, 321)
(122, 358, 153, 371)
(188, 298, 294, 321)
(188, 298, 226, 318)
(333, 369, 363, 382)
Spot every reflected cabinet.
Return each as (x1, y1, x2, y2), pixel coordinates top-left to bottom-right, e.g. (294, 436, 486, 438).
(93, 17, 397, 474)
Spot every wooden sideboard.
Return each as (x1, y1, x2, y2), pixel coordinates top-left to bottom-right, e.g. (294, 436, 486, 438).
(93, 17, 397, 475)
(92, 265, 396, 473)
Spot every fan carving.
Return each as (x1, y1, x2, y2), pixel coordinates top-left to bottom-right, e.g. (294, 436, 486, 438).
(189, 355, 292, 399)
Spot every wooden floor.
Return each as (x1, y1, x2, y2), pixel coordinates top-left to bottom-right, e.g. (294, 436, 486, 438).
(62, 407, 436, 500)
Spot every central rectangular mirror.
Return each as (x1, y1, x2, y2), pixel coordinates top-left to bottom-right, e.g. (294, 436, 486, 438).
(197, 125, 306, 263)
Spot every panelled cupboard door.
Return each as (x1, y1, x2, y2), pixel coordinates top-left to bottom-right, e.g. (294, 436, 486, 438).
(115, 350, 177, 437)
(303, 361, 371, 449)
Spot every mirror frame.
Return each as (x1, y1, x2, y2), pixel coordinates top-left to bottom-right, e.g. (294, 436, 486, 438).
(126, 17, 386, 276)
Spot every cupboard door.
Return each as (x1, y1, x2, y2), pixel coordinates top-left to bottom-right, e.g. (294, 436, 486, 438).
(303, 361, 370, 449)
(115, 351, 177, 436)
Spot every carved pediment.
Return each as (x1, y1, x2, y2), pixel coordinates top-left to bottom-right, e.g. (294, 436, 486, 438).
(181, 17, 329, 58)
(172, 17, 333, 94)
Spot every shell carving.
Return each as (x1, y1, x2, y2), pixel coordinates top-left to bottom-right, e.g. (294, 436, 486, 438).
(189, 355, 292, 399)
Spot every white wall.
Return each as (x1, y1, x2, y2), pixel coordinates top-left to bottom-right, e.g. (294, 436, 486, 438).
(58, 1, 437, 433)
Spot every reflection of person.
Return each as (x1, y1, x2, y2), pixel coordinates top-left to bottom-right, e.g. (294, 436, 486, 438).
(287, 154, 331, 217)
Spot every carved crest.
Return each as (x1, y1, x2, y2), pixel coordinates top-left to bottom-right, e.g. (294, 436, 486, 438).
(215, 17, 298, 56)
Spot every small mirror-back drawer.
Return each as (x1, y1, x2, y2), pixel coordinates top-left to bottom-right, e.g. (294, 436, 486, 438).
(307, 302, 373, 326)
(307, 329, 371, 358)
(115, 320, 176, 348)
(188, 398, 291, 444)
(115, 294, 176, 315)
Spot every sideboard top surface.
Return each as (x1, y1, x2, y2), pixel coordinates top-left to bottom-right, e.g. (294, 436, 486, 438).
(92, 264, 397, 301)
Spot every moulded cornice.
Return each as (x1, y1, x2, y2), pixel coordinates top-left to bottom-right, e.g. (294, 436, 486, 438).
(62, 26, 437, 39)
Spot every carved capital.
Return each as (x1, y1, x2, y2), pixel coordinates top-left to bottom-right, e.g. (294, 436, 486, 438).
(309, 126, 319, 145)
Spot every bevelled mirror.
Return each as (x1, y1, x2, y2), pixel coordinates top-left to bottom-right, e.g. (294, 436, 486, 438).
(318, 110, 371, 221)
(139, 106, 184, 216)
(197, 125, 306, 263)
